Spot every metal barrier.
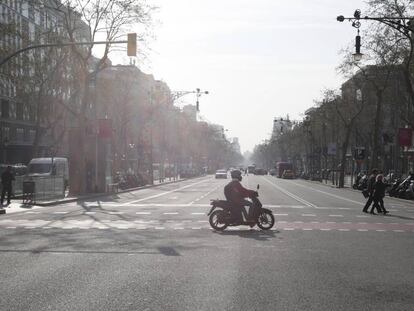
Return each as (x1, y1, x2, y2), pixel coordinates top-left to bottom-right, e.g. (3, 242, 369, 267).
(10, 176, 66, 203)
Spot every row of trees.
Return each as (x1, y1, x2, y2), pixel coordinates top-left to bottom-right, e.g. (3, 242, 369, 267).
(1, 0, 242, 193)
(251, 0, 414, 187)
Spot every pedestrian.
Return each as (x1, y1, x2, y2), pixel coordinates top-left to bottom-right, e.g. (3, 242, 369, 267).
(362, 169, 378, 213)
(370, 174, 389, 215)
(1, 166, 15, 207)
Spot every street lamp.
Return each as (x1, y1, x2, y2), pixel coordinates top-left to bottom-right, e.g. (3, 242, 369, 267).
(172, 88, 209, 112)
(337, 9, 414, 62)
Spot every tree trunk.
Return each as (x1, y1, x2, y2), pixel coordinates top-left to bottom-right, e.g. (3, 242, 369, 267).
(339, 124, 352, 188)
(371, 90, 383, 170)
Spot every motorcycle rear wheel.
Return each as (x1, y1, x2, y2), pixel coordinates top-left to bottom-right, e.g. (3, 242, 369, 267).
(209, 210, 228, 231)
(257, 208, 275, 230)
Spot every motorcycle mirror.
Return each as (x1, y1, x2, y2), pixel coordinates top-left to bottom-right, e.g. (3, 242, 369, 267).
(257, 184, 260, 190)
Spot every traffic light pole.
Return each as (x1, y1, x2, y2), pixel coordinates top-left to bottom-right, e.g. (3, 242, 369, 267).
(0, 37, 136, 67)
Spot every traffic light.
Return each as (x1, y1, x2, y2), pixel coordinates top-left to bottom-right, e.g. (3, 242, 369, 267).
(127, 33, 137, 56)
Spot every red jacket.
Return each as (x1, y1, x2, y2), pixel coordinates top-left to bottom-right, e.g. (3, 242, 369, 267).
(224, 180, 256, 204)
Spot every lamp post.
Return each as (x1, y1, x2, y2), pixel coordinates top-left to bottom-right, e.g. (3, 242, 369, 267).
(172, 88, 209, 111)
(337, 9, 414, 62)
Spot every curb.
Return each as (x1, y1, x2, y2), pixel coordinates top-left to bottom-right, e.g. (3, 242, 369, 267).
(34, 176, 205, 207)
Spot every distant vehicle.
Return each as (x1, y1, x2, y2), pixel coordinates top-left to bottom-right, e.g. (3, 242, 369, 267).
(282, 169, 295, 179)
(276, 162, 293, 178)
(0, 163, 27, 176)
(215, 169, 228, 179)
(269, 168, 276, 176)
(254, 168, 267, 175)
(247, 165, 256, 174)
(27, 157, 69, 188)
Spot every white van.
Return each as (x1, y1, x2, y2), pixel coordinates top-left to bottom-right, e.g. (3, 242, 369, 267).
(27, 157, 69, 188)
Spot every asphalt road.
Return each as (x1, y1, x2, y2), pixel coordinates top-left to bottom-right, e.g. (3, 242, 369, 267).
(0, 175, 413, 311)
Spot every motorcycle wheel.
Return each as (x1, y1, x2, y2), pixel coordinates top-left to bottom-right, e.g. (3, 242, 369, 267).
(257, 208, 275, 230)
(209, 210, 228, 231)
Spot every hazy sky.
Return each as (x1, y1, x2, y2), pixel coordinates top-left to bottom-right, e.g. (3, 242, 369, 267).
(135, 0, 367, 152)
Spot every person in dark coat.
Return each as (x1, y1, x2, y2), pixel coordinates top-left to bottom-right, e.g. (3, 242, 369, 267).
(370, 174, 389, 214)
(1, 166, 15, 206)
(362, 169, 378, 213)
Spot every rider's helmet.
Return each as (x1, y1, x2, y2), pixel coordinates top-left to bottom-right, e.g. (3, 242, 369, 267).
(231, 169, 242, 181)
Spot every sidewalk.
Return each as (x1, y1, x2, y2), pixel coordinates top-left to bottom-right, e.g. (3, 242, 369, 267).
(0, 176, 203, 215)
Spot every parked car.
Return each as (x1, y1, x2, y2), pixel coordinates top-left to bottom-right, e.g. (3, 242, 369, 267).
(0, 163, 27, 176)
(282, 169, 295, 179)
(215, 169, 228, 179)
(254, 168, 267, 175)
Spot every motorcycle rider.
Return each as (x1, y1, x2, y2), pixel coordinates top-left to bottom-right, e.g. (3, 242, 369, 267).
(224, 169, 257, 225)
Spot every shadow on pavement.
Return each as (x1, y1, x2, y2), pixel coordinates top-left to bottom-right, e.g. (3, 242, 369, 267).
(214, 229, 279, 241)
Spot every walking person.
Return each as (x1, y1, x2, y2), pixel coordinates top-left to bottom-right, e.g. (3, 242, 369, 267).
(370, 174, 389, 215)
(1, 166, 15, 207)
(362, 169, 378, 213)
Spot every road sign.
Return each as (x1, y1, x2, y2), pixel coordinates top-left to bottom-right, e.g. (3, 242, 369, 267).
(327, 143, 337, 155)
(353, 147, 365, 160)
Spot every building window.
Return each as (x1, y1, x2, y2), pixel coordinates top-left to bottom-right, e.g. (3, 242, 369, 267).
(2, 127, 10, 140)
(29, 129, 35, 142)
(1, 99, 9, 118)
(16, 102, 23, 120)
(16, 128, 24, 141)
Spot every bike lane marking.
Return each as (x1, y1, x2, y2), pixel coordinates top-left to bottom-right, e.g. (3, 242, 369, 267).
(262, 177, 317, 208)
(119, 178, 211, 206)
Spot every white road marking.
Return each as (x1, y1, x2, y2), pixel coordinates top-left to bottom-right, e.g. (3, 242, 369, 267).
(189, 182, 224, 205)
(53, 212, 68, 214)
(283, 228, 295, 231)
(338, 229, 350, 231)
(120, 178, 209, 206)
(163, 212, 179, 215)
(302, 228, 313, 231)
(136, 212, 151, 215)
(262, 178, 317, 208)
(393, 230, 405, 232)
(286, 180, 364, 205)
(25, 211, 40, 214)
(84, 212, 96, 215)
(320, 229, 331, 231)
(356, 215, 369, 218)
(6, 226, 16, 229)
(357, 229, 368, 232)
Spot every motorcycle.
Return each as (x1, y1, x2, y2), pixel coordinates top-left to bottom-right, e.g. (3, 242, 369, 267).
(352, 173, 367, 190)
(207, 185, 275, 231)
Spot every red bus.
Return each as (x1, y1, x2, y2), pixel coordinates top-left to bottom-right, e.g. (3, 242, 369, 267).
(275, 162, 293, 178)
